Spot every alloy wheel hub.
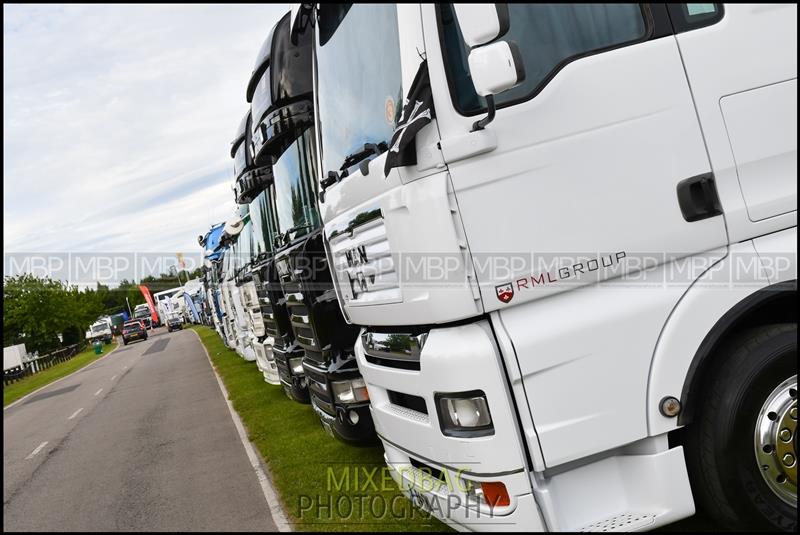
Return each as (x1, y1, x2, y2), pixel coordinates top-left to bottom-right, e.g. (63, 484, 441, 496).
(754, 375, 797, 506)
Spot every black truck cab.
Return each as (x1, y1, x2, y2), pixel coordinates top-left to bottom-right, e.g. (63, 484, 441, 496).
(246, 11, 375, 443)
(246, 11, 314, 403)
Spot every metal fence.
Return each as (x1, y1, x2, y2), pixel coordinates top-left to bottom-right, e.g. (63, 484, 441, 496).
(3, 342, 88, 386)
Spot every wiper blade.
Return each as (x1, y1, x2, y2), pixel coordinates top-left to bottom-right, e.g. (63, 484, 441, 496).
(339, 141, 388, 173)
(319, 141, 388, 203)
(277, 224, 313, 246)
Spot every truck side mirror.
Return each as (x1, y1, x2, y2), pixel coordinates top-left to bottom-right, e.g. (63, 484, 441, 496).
(452, 4, 510, 47)
(468, 40, 525, 97)
(453, 3, 525, 131)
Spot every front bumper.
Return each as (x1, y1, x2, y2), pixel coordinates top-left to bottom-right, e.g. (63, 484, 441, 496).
(383, 441, 544, 532)
(311, 399, 375, 444)
(357, 316, 697, 531)
(273, 344, 309, 403)
(253, 338, 280, 385)
(236, 337, 257, 362)
(355, 320, 542, 529)
(304, 359, 376, 444)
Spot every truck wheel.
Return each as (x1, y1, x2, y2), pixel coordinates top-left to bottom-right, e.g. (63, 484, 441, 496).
(685, 323, 797, 531)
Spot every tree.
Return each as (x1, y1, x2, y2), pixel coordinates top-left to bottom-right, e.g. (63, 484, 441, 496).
(3, 274, 104, 354)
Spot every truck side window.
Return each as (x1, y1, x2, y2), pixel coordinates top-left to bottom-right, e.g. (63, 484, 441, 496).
(438, 4, 649, 116)
(667, 4, 724, 33)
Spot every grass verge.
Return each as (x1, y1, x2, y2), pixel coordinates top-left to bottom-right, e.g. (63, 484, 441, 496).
(3, 340, 119, 407)
(191, 325, 451, 532)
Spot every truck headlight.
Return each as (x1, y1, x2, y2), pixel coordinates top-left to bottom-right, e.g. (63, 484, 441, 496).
(288, 357, 305, 375)
(436, 391, 493, 437)
(331, 377, 369, 404)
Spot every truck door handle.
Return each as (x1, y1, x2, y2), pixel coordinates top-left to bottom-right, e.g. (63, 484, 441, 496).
(676, 173, 723, 222)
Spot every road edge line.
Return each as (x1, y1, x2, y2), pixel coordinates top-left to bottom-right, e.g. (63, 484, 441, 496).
(4, 341, 121, 411)
(191, 328, 292, 532)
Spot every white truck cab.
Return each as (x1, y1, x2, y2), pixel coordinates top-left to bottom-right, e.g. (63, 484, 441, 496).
(86, 318, 113, 344)
(228, 109, 282, 385)
(308, 3, 796, 531)
(218, 218, 256, 361)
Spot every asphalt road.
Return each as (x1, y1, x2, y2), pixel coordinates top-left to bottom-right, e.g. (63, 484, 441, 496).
(3, 327, 278, 532)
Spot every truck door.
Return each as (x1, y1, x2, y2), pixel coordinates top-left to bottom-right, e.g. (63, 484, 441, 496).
(425, 4, 728, 310)
(664, 4, 797, 243)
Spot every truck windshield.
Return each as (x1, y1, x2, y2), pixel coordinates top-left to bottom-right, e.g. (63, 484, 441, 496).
(92, 324, 107, 333)
(227, 242, 239, 281)
(315, 4, 403, 178)
(222, 248, 232, 280)
(237, 218, 253, 271)
(249, 188, 275, 258)
(272, 127, 320, 244)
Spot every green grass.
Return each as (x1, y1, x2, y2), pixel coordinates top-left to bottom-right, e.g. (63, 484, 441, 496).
(190, 325, 451, 532)
(3, 340, 119, 407)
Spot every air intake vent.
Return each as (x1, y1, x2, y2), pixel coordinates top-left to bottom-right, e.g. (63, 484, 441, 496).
(388, 390, 428, 415)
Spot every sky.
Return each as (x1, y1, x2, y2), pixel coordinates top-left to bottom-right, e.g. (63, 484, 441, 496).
(3, 3, 289, 269)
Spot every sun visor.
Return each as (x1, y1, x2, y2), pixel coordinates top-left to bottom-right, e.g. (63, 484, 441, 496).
(231, 111, 255, 185)
(235, 165, 274, 205)
(231, 110, 271, 204)
(246, 12, 285, 103)
(230, 111, 249, 158)
(250, 11, 314, 166)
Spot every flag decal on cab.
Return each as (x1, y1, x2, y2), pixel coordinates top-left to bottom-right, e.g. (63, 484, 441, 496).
(384, 59, 435, 177)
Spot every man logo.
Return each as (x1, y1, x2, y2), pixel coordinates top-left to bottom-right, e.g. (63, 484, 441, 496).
(495, 283, 514, 303)
(344, 245, 368, 268)
(348, 271, 372, 300)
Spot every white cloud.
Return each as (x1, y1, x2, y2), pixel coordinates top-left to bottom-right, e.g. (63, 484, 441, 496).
(3, 3, 288, 267)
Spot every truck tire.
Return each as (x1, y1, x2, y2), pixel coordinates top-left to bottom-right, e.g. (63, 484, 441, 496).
(685, 323, 797, 531)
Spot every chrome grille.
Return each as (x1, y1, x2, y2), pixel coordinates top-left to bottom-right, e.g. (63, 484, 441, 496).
(327, 208, 400, 306)
(248, 309, 266, 338)
(285, 292, 319, 351)
(259, 283, 282, 339)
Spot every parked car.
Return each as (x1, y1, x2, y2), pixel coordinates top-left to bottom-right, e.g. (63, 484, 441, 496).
(166, 316, 183, 332)
(122, 320, 148, 345)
